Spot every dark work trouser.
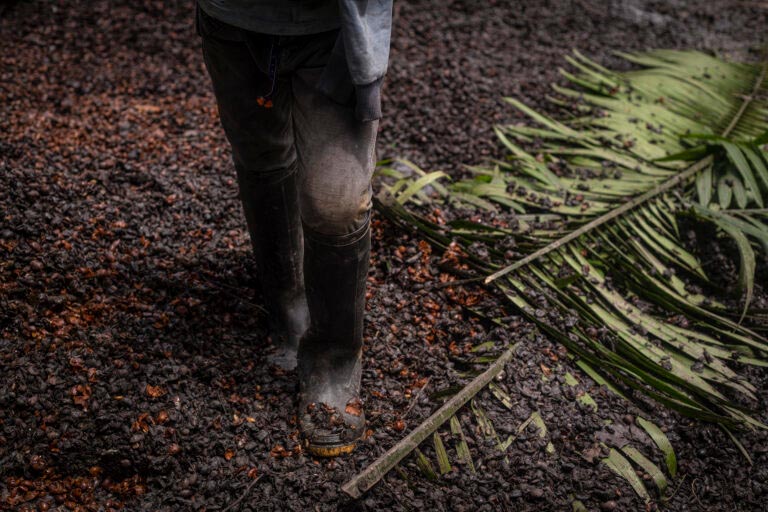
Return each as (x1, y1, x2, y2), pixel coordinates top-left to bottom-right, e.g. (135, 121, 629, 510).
(198, 11, 376, 378)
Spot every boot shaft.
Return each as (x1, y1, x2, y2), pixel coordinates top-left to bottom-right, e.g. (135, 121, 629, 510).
(301, 217, 370, 359)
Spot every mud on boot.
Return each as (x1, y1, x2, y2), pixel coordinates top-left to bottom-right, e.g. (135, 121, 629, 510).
(298, 346, 365, 456)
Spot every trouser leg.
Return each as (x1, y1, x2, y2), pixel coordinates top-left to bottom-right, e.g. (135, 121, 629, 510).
(200, 32, 308, 368)
(291, 67, 378, 455)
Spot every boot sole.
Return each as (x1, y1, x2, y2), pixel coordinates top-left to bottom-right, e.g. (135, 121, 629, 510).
(307, 441, 357, 458)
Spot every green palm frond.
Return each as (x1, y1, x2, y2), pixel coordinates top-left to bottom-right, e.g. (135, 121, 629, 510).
(375, 49, 768, 431)
(345, 49, 768, 501)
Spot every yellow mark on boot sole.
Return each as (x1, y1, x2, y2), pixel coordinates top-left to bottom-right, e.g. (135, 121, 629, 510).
(309, 442, 357, 458)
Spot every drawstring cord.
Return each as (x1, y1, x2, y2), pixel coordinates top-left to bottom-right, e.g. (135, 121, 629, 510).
(257, 37, 281, 108)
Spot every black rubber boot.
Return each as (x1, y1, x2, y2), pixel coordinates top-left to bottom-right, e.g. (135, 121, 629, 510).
(298, 217, 370, 457)
(236, 163, 310, 370)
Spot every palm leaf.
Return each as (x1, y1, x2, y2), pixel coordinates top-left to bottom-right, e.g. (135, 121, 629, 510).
(603, 447, 651, 502)
(347, 49, 768, 499)
(376, 49, 768, 429)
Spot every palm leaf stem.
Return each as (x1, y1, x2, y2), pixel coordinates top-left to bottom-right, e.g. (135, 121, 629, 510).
(484, 156, 712, 283)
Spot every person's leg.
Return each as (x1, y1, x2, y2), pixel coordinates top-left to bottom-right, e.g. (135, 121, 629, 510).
(200, 26, 309, 369)
(291, 65, 378, 456)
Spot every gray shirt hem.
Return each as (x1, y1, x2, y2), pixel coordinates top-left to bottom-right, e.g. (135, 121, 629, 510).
(198, 2, 341, 36)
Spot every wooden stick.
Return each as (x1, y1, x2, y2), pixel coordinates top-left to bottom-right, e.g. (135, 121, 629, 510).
(341, 342, 519, 499)
(221, 474, 263, 512)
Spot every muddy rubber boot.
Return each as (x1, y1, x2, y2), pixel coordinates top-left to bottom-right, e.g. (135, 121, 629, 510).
(236, 163, 310, 370)
(298, 218, 370, 457)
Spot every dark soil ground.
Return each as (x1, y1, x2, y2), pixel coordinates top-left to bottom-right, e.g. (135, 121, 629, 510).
(1, 0, 767, 511)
